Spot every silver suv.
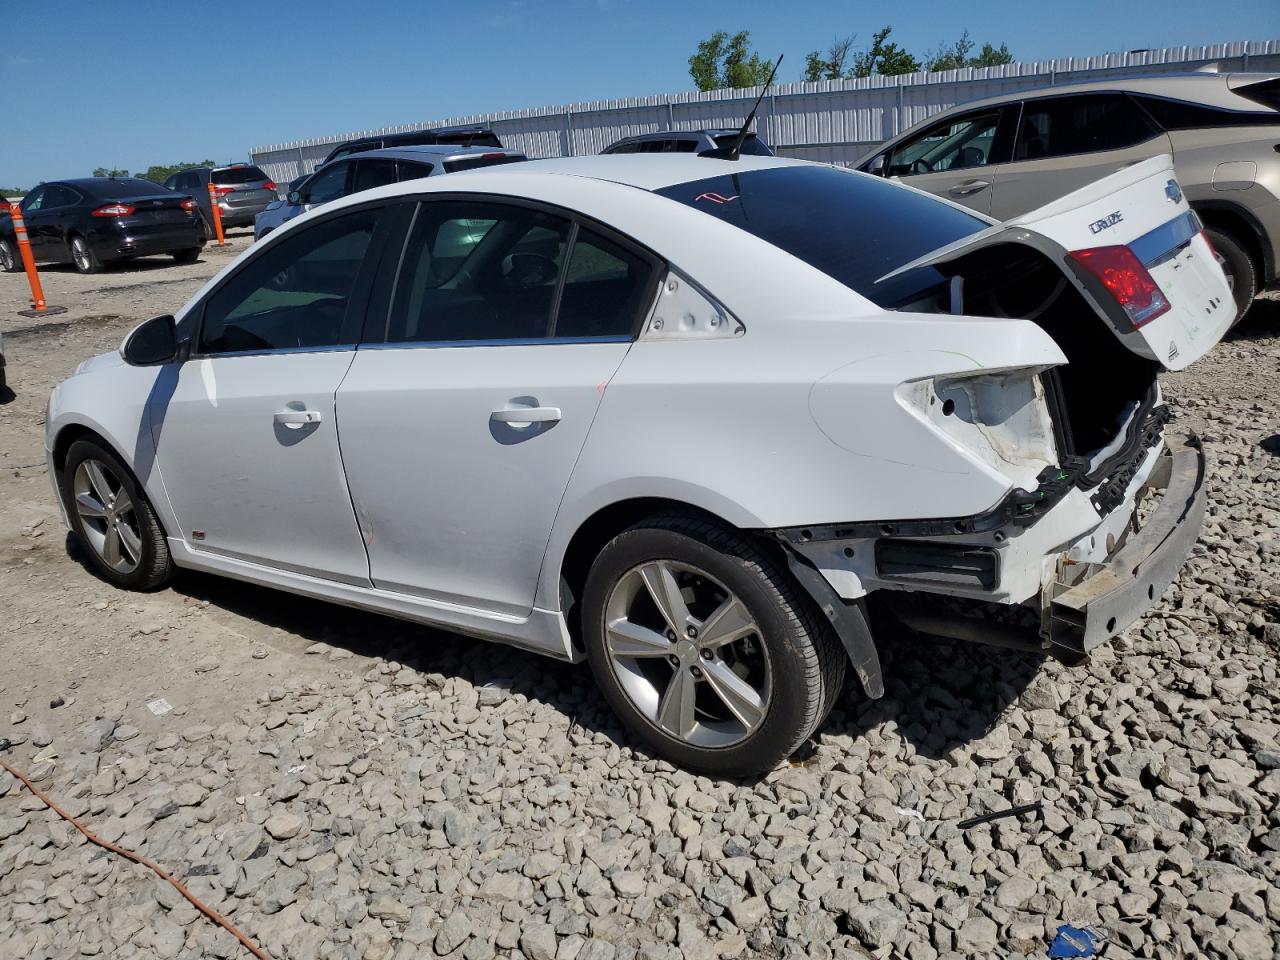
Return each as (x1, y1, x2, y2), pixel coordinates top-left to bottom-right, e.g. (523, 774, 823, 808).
(603, 129, 773, 157)
(164, 164, 277, 236)
(858, 72, 1280, 320)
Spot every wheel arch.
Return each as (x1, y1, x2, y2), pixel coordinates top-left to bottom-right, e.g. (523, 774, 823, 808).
(554, 495, 781, 651)
(51, 420, 175, 540)
(1191, 199, 1274, 285)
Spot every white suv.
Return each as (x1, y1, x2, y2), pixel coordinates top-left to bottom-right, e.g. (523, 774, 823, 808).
(46, 154, 1232, 776)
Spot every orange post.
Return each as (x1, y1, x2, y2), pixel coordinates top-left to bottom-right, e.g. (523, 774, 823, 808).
(206, 182, 225, 246)
(9, 204, 49, 311)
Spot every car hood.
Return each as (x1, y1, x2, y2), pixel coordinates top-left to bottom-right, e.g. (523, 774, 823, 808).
(76, 350, 126, 377)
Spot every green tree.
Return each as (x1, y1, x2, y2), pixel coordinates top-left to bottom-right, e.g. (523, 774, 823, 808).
(803, 34, 856, 82)
(688, 31, 774, 91)
(856, 27, 920, 76)
(925, 30, 1014, 71)
(92, 167, 129, 178)
(1, 187, 24, 198)
(135, 160, 218, 184)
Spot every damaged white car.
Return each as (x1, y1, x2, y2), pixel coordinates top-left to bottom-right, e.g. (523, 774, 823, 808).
(46, 153, 1232, 776)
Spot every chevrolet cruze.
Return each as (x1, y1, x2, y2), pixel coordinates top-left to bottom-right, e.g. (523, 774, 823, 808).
(47, 154, 1232, 775)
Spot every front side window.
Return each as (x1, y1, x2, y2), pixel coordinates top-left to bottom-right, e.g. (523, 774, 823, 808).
(21, 187, 47, 211)
(889, 111, 1002, 176)
(198, 209, 378, 355)
(1015, 93, 1161, 161)
(304, 162, 350, 205)
(383, 202, 571, 343)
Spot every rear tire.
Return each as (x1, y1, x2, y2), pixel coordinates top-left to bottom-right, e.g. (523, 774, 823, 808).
(1204, 226, 1256, 327)
(0, 237, 19, 272)
(61, 439, 174, 591)
(171, 248, 200, 264)
(582, 515, 844, 777)
(70, 234, 101, 274)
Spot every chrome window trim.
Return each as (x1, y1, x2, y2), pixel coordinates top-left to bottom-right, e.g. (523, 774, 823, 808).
(188, 343, 358, 361)
(359, 335, 633, 351)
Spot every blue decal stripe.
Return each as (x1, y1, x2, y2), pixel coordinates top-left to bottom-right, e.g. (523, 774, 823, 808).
(1129, 211, 1200, 268)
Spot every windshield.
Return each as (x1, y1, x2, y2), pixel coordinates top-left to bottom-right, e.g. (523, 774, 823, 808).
(654, 165, 985, 306)
(212, 166, 269, 185)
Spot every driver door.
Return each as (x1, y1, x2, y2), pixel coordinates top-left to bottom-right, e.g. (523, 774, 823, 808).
(152, 204, 397, 584)
(887, 107, 1010, 215)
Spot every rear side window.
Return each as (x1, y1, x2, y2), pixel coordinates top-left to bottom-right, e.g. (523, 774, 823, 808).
(655, 165, 985, 306)
(199, 209, 378, 354)
(381, 201, 654, 344)
(353, 158, 399, 193)
(711, 133, 771, 156)
(396, 161, 434, 182)
(442, 154, 526, 173)
(43, 185, 81, 207)
(1015, 94, 1161, 160)
(211, 166, 269, 185)
(1133, 94, 1279, 130)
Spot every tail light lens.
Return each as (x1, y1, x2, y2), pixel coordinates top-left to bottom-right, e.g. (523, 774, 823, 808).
(180, 199, 197, 213)
(0, 198, 10, 213)
(214, 185, 236, 197)
(92, 203, 136, 218)
(263, 180, 277, 192)
(1068, 245, 1170, 329)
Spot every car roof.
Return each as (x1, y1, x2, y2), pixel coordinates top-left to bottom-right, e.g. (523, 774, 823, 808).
(913, 71, 1270, 122)
(59, 177, 162, 192)
(331, 144, 525, 163)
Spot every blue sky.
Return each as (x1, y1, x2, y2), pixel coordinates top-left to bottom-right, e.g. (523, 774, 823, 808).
(1, 0, 1275, 187)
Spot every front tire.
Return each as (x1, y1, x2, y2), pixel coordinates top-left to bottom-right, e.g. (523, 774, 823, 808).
(0, 237, 19, 272)
(1204, 226, 1256, 327)
(582, 515, 845, 777)
(171, 248, 200, 264)
(61, 439, 173, 590)
(70, 235, 101, 274)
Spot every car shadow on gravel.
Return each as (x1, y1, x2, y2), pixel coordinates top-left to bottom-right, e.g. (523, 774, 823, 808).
(172, 567, 1043, 770)
(820, 623, 1044, 762)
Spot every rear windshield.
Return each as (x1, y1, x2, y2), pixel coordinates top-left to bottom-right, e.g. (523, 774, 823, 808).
(711, 133, 773, 157)
(443, 154, 526, 174)
(211, 166, 269, 185)
(434, 131, 503, 148)
(88, 178, 172, 198)
(654, 165, 985, 306)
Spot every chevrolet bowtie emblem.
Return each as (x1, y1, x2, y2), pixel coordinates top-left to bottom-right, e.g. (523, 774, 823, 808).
(1164, 179, 1183, 204)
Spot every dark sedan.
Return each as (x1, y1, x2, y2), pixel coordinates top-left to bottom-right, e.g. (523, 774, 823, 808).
(0, 178, 204, 274)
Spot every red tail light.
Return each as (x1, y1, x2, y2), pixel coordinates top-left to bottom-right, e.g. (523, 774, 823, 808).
(0, 198, 10, 213)
(263, 180, 276, 192)
(180, 198, 197, 213)
(92, 203, 136, 218)
(214, 185, 236, 197)
(1068, 245, 1170, 329)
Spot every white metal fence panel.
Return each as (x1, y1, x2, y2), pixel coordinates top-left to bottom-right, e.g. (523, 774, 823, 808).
(251, 39, 1280, 183)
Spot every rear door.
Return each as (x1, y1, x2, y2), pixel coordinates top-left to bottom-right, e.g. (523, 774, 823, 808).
(887, 107, 1011, 214)
(352, 157, 400, 194)
(989, 93, 1173, 219)
(888, 155, 1233, 370)
(336, 198, 660, 616)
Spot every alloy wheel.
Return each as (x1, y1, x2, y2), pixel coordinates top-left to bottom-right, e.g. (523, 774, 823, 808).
(72, 237, 92, 272)
(603, 560, 771, 748)
(0, 241, 14, 271)
(73, 459, 143, 573)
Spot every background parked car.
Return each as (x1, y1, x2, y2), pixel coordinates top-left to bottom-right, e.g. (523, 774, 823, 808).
(0, 177, 203, 274)
(319, 125, 503, 166)
(602, 129, 774, 156)
(163, 164, 277, 236)
(856, 72, 1280, 321)
(255, 145, 527, 239)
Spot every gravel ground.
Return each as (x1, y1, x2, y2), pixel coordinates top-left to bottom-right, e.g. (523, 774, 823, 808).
(0, 249, 1277, 960)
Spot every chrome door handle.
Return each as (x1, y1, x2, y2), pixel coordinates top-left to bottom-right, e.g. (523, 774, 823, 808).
(491, 406, 561, 425)
(274, 410, 322, 426)
(949, 179, 991, 196)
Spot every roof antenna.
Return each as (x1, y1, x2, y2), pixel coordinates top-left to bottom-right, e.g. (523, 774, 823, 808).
(709, 54, 784, 161)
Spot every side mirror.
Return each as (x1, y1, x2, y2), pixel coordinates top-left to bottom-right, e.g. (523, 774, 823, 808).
(122, 314, 177, 366)
(287, 190, 303, 205)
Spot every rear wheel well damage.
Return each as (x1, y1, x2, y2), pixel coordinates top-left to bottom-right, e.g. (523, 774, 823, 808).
(557, 498, 885, 698)
(1191, 201, 1271, 286)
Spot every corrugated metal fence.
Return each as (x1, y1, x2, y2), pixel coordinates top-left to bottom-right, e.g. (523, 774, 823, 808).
(251, 39, 1280, 183)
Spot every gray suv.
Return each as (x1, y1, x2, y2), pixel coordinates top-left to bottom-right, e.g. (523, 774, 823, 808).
(164, 164, 277, 236)
(858, 73, 1280, 320)
(603, 129, 773, 157)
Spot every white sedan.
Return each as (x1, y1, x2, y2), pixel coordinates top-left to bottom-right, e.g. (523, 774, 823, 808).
(46, 154, 1232, 776)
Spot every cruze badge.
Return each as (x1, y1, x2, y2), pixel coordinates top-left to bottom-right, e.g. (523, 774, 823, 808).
(694, 192, 739, 204)
(1164, 179, 1183, 204)
(1088, 211, 1124, 234)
